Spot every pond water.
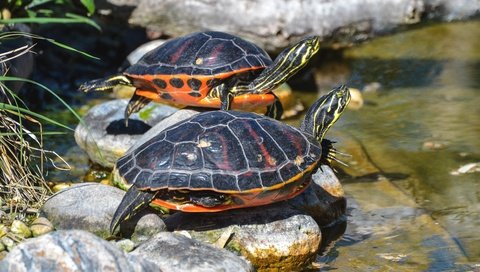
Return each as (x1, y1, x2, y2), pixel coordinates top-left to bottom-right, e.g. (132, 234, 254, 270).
(296, 20, 480, 270)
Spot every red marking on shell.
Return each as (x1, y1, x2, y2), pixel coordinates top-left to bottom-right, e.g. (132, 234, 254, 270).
(206, 43, 225, 65)
(245, 121, 276, 168)
(170, 38, 193, 63)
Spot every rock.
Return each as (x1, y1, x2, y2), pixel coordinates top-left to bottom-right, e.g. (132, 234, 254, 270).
(10, 220, 32, 239)
(75, 99, 178, 168)
(114, 239, 136, 252)
(164, 203, 321, 271)
(30, 217, 55, 237)
(98, 0, 480, 52)
(130, 232, 253, 272)
(0, 237, 15, 252)
(288, 164, 346, 226)
(40, 183, 166, 239)
(0, 230, 158, 271)
(347, 87, 364, 110)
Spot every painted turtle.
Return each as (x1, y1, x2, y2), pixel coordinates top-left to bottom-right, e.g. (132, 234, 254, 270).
(79, 31, 320, 121)
(110, 85, 350, 233)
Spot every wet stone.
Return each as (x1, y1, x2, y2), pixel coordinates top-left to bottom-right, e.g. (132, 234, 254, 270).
(75, 99, 178, 168)
(130, 232, 253, 272)
(0, 230, 159, 271)
(41, 183, 166, 239)
(288, 164, 346, 227)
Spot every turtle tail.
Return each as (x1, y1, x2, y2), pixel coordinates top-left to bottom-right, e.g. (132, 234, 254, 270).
(110, 186, 156, 234)
(79, 75, 132, 93)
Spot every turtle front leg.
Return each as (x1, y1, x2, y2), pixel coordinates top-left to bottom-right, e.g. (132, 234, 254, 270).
(214, 83, 234, 111)
(265, 93, 283, 120)
(247, 36, 320, 94)
(79, 75, 132, 93)
(124, 90, 153, 126)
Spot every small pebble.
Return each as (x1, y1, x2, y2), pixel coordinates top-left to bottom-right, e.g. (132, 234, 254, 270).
(114, 239, 135, 252)
(30, 217, 55, 237)
(1, 236, 15, 251)
(52, 182, 73, 193)
(347, 88, 364, 110)
(0, 224, 8, 238)
(0, 240, 5, 252)
(422, 141, 447, 150)
(363, 82, 382, 93)
(10, 220, 32, 238)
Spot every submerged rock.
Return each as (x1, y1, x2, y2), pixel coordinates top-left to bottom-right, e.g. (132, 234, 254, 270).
(0, 230, 158, 271)
(75, 99, 177, 168)
(41, 183, 166, 239)
(130, 232, 253, 272)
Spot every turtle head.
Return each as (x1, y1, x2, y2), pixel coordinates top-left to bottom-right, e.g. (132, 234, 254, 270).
(280, 35, 321, 71)
(300, 85, 350, 142)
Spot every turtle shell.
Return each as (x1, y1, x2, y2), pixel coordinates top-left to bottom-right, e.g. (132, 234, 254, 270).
(116, 111, 324, 209)
(127, 31, 272, 76)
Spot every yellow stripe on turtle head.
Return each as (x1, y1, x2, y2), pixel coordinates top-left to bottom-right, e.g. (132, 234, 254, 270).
(301, 85, 351, 142)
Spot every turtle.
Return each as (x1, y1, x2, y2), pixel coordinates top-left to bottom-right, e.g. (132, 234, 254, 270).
(79, 31, 320, 122)
(110, 85, 351, 233)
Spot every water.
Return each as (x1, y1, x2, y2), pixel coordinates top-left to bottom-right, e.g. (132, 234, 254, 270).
(309, 20, 480, 268)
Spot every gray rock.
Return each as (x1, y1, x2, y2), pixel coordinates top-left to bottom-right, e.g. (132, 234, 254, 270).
(0, 230, 158, 271)
(41, 183, 166, 239)
(130, 232, 253, 272)
(164, 203, 321, 271)
(288, 164, 346, 226)
(98, 0, 480, 52)
(75, 99, 177, 168)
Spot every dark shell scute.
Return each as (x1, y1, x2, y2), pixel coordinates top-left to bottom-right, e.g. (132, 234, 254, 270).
(149, 172, 169, 188)
(229, 118, 287, 170)
(165, 122, 204, 142)
(257, 118, 317, 161)
(117, 154, 134, 172)
(168, 172, 191, 188)
(134, 141, 174, 171)
(122, 167, 141, 185)
(212, 173, 238, 191)
(190, 172, 213, 189)
(237, 171, 262, 191)
(133, 171, 154, 188)
(172, 142, 204, 170)
(279, 162, 301, 183)
(199, 125, 248, 171)
(260, 171, 283, 188)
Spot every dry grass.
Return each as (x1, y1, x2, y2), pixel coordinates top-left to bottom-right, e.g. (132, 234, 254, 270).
(0, 44, 63, 221)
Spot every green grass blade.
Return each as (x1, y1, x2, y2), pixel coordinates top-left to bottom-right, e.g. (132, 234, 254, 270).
(0, 16, 100, 31)
(0, 103, 74, 131)
(0, 76, 84, 127)
(80, 0, 96, 15)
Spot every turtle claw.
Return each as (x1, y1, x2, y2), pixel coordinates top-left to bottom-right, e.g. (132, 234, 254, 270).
(110, 187, 156, 235)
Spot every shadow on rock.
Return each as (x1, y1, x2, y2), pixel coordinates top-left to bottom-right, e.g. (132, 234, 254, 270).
(106, 119, 152, 135)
